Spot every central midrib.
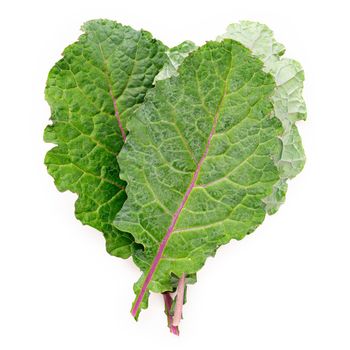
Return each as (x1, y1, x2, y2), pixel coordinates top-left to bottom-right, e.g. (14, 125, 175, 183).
(97, 42, 127, 142)
(131, 64, 232, 316)
(109, 90, 127, 142)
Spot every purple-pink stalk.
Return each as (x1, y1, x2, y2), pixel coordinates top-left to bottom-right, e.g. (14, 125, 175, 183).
(163, 293, 179, 335)
(172, 274, 185, 326)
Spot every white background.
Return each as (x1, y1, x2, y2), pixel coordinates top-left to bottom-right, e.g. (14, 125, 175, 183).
(1, 0, 349, 349)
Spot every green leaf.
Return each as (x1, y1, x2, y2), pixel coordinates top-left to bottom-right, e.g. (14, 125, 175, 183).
(114, 39, 283, 315)
(44, 19, 168, 258)
(218, 21, 306, 213)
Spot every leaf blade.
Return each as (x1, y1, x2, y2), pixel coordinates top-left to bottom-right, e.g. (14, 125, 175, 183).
(115, 39, 283, 314)
(44, 19, 168, 258)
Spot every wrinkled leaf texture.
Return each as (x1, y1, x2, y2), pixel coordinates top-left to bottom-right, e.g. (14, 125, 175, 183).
(44, 19, 169, 258)
(44, 20, 306, 318)
(115, 22, 306, 316)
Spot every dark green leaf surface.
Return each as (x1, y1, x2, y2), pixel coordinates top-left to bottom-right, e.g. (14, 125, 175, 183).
(115, 39, 283, 313)
(44, 19, 167, 258)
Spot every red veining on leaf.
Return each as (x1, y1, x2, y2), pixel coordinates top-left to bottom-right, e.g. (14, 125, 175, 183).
(97, 43, 127, 143)
(109, 90, 127, 142)
(131, 84, 228, 317)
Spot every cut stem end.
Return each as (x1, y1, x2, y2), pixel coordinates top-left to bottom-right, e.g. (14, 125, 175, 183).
(173, 273, 186, 327)
(163, 292, 179, 336)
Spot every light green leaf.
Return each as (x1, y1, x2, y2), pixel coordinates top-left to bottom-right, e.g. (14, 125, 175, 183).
(218, 21, 306, 213)
(115, 39, 283, 315)
(44, 19, 168, 258)
(217, 21, 286, 68)
(154, 40, 197, 82)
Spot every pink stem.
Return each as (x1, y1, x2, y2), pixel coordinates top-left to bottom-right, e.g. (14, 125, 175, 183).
(172, 274, 186, 326)
(163, 293, 179, 336)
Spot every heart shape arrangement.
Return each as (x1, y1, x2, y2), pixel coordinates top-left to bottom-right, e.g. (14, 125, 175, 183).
(44, 20, 306, 335)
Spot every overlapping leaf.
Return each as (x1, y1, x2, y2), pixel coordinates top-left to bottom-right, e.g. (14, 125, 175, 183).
(154, 40, 197, 82)
(115, 39, 284, 315)
(218, 21, 306, 213)
(44, 19, 168, 258)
